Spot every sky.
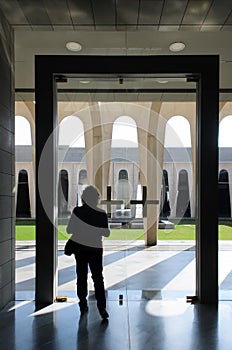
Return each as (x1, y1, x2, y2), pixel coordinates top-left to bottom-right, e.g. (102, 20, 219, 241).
(15, 114, 232, 148)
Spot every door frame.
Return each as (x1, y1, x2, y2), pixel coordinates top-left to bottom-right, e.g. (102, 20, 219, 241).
(35, 55, 219, 309)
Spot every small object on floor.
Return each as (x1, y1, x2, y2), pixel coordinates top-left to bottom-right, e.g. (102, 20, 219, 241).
(99, 308, 109, 319)
(55, 296, 67, 302)
(186, 295, 198, 303)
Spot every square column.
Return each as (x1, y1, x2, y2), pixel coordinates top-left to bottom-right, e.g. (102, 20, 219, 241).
(196, 66, 219, 303)
(35, 60, 58, 310)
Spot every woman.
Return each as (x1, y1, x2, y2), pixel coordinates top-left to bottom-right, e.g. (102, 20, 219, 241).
(65, 185, 110, 319)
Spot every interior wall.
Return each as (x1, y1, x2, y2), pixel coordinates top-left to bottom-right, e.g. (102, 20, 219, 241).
(0, 9, 15, 310)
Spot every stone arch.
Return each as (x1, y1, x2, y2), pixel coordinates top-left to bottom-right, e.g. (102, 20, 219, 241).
(16, 169, 31, 218)
(79, 169, 88, 185)
(15, 115, 32, 146)
(58, 169, 69, 218)
(219, 115, 232, 148)
(77, 169, 88, 205)
(59, 115, 85, 148)
(160, 169, 171, 218)
(218, 169, 231, 218)
(111, 115, 138, 147)
(111, 114, 139, 216)
(219, 102, 232, 122)
(15, 111, 35, 217)
(115, 168, 131, 219)
(117, 168, 130, 206)
(15, 102, 35, 147)
(164, 114, 193, 218)
(176, 169, 191, 218)
(164, 115, 192, 148)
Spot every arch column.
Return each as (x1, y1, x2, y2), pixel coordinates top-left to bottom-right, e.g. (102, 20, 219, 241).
(188, 104, 197, 218)
(100, 105, 114, 201)
(170, 164, 178, 218)
(27, 164, 35, 218)
(228, 169, 232, 218)
(84, 102, 105, 194)
(70, 163, 79, 207)
(143, 102, 165, 245)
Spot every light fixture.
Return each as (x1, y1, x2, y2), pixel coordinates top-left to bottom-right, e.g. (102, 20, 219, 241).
(66, 41, 82, 52)
(156, 79, 168, 84)
(80, 80, 90, 84)
(169, 42, 185, 52)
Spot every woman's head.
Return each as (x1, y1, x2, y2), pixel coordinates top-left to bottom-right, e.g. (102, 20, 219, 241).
(81, 185, 99, 207)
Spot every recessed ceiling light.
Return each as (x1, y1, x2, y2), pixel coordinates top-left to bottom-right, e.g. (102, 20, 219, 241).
(156, 79, 168, 84)
(66, 41, 82, 52)
(80, 80, 90, 84)
(169, 42, 185, 52)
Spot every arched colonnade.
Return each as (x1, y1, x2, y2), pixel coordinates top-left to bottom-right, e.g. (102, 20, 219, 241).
(15, 101, 232, 244)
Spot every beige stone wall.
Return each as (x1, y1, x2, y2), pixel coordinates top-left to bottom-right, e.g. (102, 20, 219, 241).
(15, 100, 232, 244)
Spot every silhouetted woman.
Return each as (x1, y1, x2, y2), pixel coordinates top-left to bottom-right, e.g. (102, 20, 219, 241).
(65, 185, 110, 319)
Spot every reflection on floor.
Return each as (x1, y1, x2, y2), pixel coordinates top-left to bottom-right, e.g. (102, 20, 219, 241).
(3, 240, 232, 349)
(1, 296, 232, 349)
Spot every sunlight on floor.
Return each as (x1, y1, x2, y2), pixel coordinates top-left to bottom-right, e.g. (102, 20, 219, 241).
(145, 299, 190, 317)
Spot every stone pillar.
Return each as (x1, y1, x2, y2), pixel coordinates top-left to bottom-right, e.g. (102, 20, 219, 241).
(143, 103, 165, 246)
(28, 164, 35, 218)
(188, 105, 197, 218)
(137, 128, 147, 188)
(228, 167, 232, 217)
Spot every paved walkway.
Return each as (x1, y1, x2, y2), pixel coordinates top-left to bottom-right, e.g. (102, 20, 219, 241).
(0, 240, 231, 349)
(16, 240, 232, 301)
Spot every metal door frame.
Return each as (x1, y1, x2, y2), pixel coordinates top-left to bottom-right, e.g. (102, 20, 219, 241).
(35, 55, 219, 309)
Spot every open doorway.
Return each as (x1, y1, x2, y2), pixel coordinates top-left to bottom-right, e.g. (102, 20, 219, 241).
(55, 77, 197, 300)
(35, 55, 219, 309)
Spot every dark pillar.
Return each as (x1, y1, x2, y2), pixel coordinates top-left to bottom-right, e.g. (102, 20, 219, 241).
(196, 59, 219, 303)
(0, 9, 15, 310)
(35, 59, 58, 310)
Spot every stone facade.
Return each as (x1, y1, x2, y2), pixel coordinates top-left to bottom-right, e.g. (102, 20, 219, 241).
(15, 100, 232, 222)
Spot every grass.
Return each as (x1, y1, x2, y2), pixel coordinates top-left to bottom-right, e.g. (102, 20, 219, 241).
(15, 222, 232, 240)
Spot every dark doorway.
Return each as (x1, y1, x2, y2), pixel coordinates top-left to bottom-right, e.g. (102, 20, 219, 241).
(176, 169, 191, 218)
(218, 169, 231, 218)
(78, 169, 87, 185)
(160, 169, 171, 218)
(16, 170, 31, 218)
(58, 169, 69, 218)
(118, 169, 130, 209)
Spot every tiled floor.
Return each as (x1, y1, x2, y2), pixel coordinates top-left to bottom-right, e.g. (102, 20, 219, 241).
(1, 240, 232, 349)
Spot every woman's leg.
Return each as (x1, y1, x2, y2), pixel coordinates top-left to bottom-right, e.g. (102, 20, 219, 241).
(89, 251, 106, 310)
(75, 253, 88, 308)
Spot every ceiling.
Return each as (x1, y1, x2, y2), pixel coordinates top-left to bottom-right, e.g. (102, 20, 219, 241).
(1, 0, 232, 102)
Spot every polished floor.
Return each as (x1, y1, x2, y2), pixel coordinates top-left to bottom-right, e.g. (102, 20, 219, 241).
(1, 240, 232, 349)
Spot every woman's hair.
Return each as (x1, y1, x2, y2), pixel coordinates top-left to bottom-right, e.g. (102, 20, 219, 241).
(81, 185, 99, 207)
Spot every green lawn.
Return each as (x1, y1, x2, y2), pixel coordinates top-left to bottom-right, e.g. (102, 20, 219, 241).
(15, 223, 232, 240)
